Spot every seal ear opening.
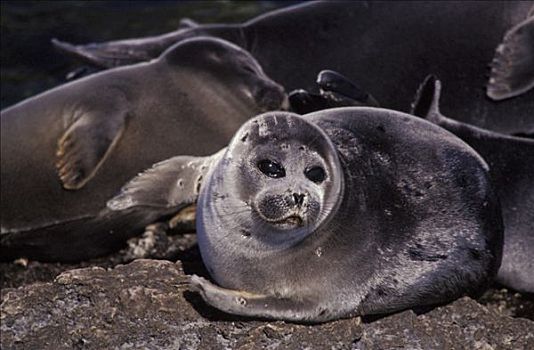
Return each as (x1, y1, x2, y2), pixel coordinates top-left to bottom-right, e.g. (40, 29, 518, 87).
(411, 75, 442, 123)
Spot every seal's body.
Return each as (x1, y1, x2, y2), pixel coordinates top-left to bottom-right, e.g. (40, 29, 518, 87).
(412, 76, 534, 293)
(111, 108, 502, 321)
(0, 37, 286, 261)
(56, 1, 534, 135)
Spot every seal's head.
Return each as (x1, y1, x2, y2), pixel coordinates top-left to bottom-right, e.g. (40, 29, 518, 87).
(162, 37, 287, 111)
(197, 112, 343, 284)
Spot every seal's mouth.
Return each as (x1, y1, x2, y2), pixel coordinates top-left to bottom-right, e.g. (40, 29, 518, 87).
(271, 214, 304, 228)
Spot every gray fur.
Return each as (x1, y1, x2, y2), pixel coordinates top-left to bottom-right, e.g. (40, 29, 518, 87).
(114, 108, 502, 322)
(412, 76, 534, 293)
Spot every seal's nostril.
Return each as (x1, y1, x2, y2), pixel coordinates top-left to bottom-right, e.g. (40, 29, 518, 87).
(255, 84, 287, 110)
(293, 193, 305, 207)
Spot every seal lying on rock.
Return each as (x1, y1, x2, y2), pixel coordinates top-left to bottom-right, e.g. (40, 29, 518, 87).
(412, 76, 534, 293)
(109, 108, 503, 322)
(292, 72, 533, 293)
(0, 37, 286, 262)
(54, 1, 534, 135)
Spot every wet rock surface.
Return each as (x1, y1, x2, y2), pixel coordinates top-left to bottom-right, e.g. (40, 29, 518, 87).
(1, 233, 533, 350)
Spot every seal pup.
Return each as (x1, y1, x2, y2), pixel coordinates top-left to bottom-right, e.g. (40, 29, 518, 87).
(109, 108, 502, 321)
(0, 37, 286, 262)
(412, 76, 534, 293)
(53, 1, 534, 134)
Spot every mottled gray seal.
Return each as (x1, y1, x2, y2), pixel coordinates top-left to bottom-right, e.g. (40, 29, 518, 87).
(109, 108, 502, 322)
(412, 76, 534, 293)
(54, 1, 534, 135)
(0, 37, 286, 262)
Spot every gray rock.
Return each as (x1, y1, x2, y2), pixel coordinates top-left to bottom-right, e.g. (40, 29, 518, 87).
(1, 259, 533, 350)
(358, 298, 534, 349)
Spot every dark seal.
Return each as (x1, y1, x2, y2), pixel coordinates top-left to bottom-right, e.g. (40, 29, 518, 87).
(412, 75, 534, 293)
(0, 37, 286, 262)
(55, 1, 534, 135)
(110, 108, 502, 321)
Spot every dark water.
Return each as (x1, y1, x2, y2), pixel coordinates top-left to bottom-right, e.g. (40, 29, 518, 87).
(0, 0, 293, 109)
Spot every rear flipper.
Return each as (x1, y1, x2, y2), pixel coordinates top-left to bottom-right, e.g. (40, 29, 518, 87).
(487, 16, 534, 100)
(178, 18, 200, 30)
(289, 70, 378, 114)
(52, 36, 166, 68)
(52, 22, 237, 69)
(412, 74, 534, 136)
(120, 203, 197, 260)
(190, 275, 348, 322)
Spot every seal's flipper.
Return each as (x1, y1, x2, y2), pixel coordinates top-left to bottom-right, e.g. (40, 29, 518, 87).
(288, 70, 379, 114)
(411, 75, 443, 123)
(56, 110, 127, 190)
(51, 24, 232, 68)
(52, 37, 159, 68)
(288, 90, 330, 114)
(190, 275, 335, 322)
(317, 70, 379, 107)
(107, 149, 225, 211)
(487, 16, 534, 100)
(178, 18, 199, 30)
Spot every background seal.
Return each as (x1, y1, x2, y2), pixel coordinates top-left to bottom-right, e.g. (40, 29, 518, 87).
(0, 37, 286, 262)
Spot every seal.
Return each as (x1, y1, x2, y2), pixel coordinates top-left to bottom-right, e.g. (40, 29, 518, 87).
(109, 108, 502, 322)
(412, 76, 534, 293)
(53, 1, 534, 134)
(0, 37, 286, 262)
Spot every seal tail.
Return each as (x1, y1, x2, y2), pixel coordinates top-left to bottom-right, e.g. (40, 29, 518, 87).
(52, 37, 160, 68)
(51, 24, 242, 69)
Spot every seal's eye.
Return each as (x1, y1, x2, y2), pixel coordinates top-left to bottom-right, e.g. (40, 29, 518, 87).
(305, 166, 326, 183)
(243, 65, 256, 74)
(257, 159, 285, 178)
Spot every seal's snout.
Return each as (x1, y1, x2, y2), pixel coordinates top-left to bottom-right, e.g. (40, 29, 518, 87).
(254, 190, 319, 230)
(254, 83, 288, 111)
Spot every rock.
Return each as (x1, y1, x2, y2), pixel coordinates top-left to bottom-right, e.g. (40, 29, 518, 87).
(1, 259, 533, 350)
(358, 298, 534, 349)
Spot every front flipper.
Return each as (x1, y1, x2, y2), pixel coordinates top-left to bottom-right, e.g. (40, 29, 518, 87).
(316, 70, 379, 107)
(288, 70, 379, 114)
(56, 109, 127, 190)
(107, 149, 225, 211)
(190, 275, 340, 322)
(288, 89, 331, 114)
(487, 16, 534, 100)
